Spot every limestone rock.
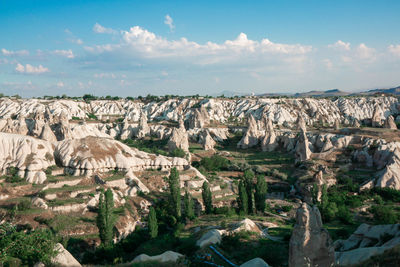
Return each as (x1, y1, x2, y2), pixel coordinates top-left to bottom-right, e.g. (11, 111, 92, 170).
(196, 229, 224, 248)
(261, 117, 278, 152)
(31, 197, 48, 209)
(188, 108, 206, 129)
(39, 124, 57, 142)
(168, 127, 189, 153)
(376, 148, 400, 190)
(55, 136, 188, 176)
(295, 130, 312, 162)
(231, 218, 262, 234)
(384, 115, 397, 129)
(132, 251, 183, 263)
(135, 112, 150, 138)
(334, 118, 340, 130)
(52, 243, 81, 267)
(296, 115, 307, 132)
(372, 104, 384, 127)
(289, 203, 334, 267)
(0, 133, 55, 183)
(352, 118, 361, 128)
(237, 114, 260, 149)
(240, 258, 270, 267)
(200, 130, 216, 151)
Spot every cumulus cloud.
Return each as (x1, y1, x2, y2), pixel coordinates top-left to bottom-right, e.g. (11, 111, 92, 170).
(328, 40, 350, 51)
(93, 23, 117, 34)
(15, 63, 49, 74)
(51, 49, 75, 58)
(164, 15, 175, 31)
(85, 26, 312, 68)
(355, 43, 375, 60)
(388, 44, 400, 56)
(2, 48, 29, 56)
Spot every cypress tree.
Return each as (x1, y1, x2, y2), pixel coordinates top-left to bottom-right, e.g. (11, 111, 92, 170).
(167, 167, 181, 219)
(184, 190, 195, 220)
(202, 181, 213, 214)
(243, 169, 255, 214)
(255, 175, 268, 213)
(238, 180, 248, 214)
(96, 188, 116, 246)
(148, 206, 158, 238)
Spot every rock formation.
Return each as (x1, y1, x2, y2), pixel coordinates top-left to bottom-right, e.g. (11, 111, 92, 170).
(237, 114, 260, 149)
(240, 258, 270, 267)
(200, 130, 216, 151)
(39, 124, 57, 142)
(289, 203, 334, 267)
(334, 223, 400, 266)
(296, 115, 307, 132)
(132, 251, 183, 263)
(188, 108, 206, 129)
(196, 229, 224, 248)
(0, 133, 55, 183)
(168, 127, 190, 153)
(295, 130, 312, 162)
(372, 104, 384, 127)
(352, 118, 361, 128)
(52, 243, 82, 267)
(135, 112, 150, 138)
(334, 118, 340, 130)
(55, 136, 188, 176)
(261, 117, 278, 152)
(384, 115, 397, 129)
(376, 148, 400, 190)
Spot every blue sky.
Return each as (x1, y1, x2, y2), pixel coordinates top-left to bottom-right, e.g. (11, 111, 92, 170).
(1, 0, 400, 97)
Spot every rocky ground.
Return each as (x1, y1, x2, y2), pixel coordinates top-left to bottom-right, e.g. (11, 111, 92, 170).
(0, 95, 400, 266)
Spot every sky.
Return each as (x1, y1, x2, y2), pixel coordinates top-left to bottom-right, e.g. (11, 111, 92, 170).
(1, 0, 400, 97)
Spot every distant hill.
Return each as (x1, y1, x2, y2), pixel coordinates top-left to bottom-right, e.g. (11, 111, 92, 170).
(259, 89, 349, 98)
(361, 86, 400, 95)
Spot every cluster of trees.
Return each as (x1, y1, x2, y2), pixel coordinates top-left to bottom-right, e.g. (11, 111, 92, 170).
(237, 170, 268, 215)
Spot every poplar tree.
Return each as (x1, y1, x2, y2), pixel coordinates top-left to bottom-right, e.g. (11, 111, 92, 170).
(148, 206, 158, 238)
(238, 180, 248, 214)
(243, 169, 255, 214)
(184, 190, 195, 220)
(167, 167, 181, 219)
(202, 181, 213, 214)
(96, 188, 116, 246)
(255, 175, 268, 212)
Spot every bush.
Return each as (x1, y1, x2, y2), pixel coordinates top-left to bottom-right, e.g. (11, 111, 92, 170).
(0, 223, 58, 265)
(370, 205, 398, 224)
(199, 155, 230, 171)
(169, 148, 186, 158)
(17, 199, 31, 211)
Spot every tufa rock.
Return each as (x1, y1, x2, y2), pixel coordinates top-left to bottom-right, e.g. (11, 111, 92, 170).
(289, 203, 334, 267)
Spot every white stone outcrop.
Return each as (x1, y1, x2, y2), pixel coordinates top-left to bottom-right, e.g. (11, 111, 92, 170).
(384, 115, 397, 129)
(132, 251, 183, 263)
(295, 130, 312, 162)
(289, 203, 334, 267)
(196, 229, 225, 248)
(240, 258, 270, 267)
(237, 114, 261, 149)
(52, 243, 82, 267)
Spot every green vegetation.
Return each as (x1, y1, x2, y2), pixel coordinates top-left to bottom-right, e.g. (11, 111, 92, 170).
(148, 206, 158, 238)
(201, 181, 213, 214)
(0, 223, 58, 266)
(238, 180, 248, 214)
(255, 175, 268, 213)
(169, 148, 187, 158)
(184, 190, 195, 220)
(197, 154, 230, 172)
(167, 167, 181, 219)
(122, 138, 168, 156)
(96, 188, 117, 247)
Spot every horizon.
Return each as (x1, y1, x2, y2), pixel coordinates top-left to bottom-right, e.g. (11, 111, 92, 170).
(1, 0, 400, 97)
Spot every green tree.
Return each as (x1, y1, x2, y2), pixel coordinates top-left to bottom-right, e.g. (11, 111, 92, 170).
(238, 180, 248, 214)
(148, 206, 158, 238)
(96, 188, 117, 246)
(202, 181, 213, 214)
(311, 183, 319, 204)
(184, 190, 195, 220)
(255, 175, 268, 213)
(167, 167, 181, 219)
(243, 169, 255, 214)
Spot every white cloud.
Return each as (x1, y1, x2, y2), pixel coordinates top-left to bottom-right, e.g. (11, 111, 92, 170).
(94, 73, 117, 79)
(328, 40, 350, 51)
(51, 49, 75, 58)
(164, 15, 175, 31)
(388, 44, 400, 56)
(86, 26, 312, 65)
(73, 38, 83, 45)
(323, 58, 333, 70)
(93, 23, 117, 34)
(2, 48, 29, 56)
(356, 43, 375, 60)
(15, 63, 49, 74)
(57, 81, 64, 87)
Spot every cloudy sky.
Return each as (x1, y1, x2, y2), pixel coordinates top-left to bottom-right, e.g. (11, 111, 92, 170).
(1, 0, 400, 97)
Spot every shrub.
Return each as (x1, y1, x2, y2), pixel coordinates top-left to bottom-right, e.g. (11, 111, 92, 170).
(169, 148, 186, 158)
(199, 155, 230, 171)
(370, 205, 398, 224)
